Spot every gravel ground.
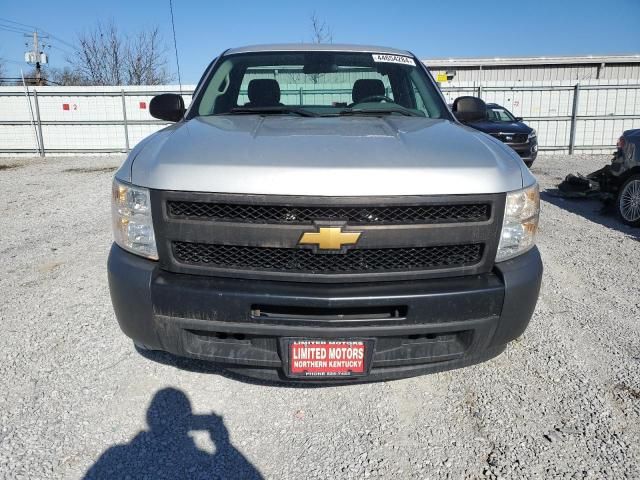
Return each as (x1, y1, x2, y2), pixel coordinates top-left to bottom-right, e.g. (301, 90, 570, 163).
(0, 153, 638, 479)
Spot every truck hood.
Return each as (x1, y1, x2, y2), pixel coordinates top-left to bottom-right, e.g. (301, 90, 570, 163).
(123, 115, 529, 196)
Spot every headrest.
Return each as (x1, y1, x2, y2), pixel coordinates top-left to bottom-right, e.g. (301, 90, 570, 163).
(247, 79, 281, 106)
(352, 79, 386, 104)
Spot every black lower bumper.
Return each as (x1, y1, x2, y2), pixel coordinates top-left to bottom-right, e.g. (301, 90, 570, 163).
(108, 245, 542, 383)
(510, 142, 538, 165)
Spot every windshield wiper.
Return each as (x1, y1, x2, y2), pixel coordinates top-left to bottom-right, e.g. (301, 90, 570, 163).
(228, 106, 318, 117)
(336, 107, 422, 117)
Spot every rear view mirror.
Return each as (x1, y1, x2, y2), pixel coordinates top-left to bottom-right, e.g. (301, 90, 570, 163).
(452, 96, 487, 123)
(303, 52, 339, 74)
(303, 63, 338, 74)
(515, 117, 523, 122)
(150, 93, 186, 122)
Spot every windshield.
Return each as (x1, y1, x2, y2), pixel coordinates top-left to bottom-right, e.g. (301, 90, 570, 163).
(191, 51, 448, 118)
(487, 106, 516, 122)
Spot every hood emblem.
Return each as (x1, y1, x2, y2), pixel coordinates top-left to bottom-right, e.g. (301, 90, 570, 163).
(298, 226, 362, 252)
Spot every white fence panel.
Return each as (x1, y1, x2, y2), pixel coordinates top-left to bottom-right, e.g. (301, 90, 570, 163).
(441, 80, 640, 153)
(0, 81, 639, 156)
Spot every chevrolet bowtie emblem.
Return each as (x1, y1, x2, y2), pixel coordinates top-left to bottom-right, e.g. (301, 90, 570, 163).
(298, 226, 362, 251)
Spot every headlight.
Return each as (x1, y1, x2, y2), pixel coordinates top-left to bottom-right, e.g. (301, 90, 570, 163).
(528, 129, 537, 140)
(111, 179, 158, 260)
(496, 183, 540, 262)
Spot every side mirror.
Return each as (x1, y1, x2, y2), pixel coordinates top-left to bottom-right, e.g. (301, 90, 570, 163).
(150, 93, 186, 122)
(514, 117, 523, 122)
(452, 96, 486, 123)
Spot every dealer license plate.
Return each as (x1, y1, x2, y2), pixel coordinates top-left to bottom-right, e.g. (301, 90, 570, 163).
(285, 339, 371, 378)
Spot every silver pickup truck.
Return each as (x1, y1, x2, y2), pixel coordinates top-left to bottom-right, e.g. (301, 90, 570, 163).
(108, 44, 542, 383)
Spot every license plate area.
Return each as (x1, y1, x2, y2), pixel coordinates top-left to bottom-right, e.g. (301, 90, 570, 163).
(282, 338, 375, 378)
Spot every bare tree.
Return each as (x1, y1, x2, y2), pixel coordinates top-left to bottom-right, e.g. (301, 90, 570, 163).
(71, 21, 172, 85)
(310, 12, 333, 44)
(124, 27, 170, 85)
(21, 66, 44, 85)
(48, 67, 89, 86)
(306, 12, 334, 85)
(15, 66, 86, 86)
(73, 21, 124, 85)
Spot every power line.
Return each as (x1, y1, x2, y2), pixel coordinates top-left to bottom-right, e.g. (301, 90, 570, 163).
(0, 22, 29, 32)
(0, 19, 33, 33)
(40, 32, 77, 51)
(0, 17, 35, 29)
(48, 44, 74, 57)
(0, 17, 78, 51)
(0, 25, 31, 35)
(169, 0, 182, 93)
(0, 30, 73, 65)
(0, 17, 77, 71)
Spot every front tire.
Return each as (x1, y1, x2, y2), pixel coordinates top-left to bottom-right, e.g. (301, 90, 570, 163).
(617, 174, 640, 227)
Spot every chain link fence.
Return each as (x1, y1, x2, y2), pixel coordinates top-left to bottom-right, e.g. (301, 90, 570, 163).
(0, 81, 638, 156)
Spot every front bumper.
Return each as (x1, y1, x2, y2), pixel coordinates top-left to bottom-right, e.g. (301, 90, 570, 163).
(509, 141, 538, 164)
(108, 244, 542, 383)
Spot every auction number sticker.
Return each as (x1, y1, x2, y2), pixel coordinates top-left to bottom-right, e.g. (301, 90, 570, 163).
(372, 54, 416, 66)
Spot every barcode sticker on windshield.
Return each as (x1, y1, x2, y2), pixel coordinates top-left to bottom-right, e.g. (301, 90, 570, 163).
(372, 54, 416, 66)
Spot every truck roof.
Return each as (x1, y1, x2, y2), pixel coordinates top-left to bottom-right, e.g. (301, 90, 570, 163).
(225, 43, 413, 56)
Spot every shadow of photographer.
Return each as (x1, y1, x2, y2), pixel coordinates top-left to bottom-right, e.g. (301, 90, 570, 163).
(84, 387, 263, 479)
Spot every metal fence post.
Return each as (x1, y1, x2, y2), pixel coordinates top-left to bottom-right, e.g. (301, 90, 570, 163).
(477, 84, 483, 99)
(121, 89, 130, 152)
(33, 90, 45, 157)
(569, 83, 580, 155)
(298, 87, 303, 106)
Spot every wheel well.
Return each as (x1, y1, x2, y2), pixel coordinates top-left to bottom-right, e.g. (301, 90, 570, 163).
(618, 166, 640, 184)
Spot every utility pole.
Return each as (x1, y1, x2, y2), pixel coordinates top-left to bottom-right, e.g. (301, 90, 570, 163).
(24, 31, 48, 86)
(32, 31, 41, 86)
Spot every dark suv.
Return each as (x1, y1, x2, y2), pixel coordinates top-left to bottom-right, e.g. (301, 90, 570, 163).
(454, 100, 538, 167)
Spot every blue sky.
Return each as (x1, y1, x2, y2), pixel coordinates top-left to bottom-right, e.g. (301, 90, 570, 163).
(1, 0, 639, 83)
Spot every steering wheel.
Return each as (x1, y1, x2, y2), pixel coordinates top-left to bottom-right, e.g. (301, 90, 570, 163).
(355, 94, 394, 104)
